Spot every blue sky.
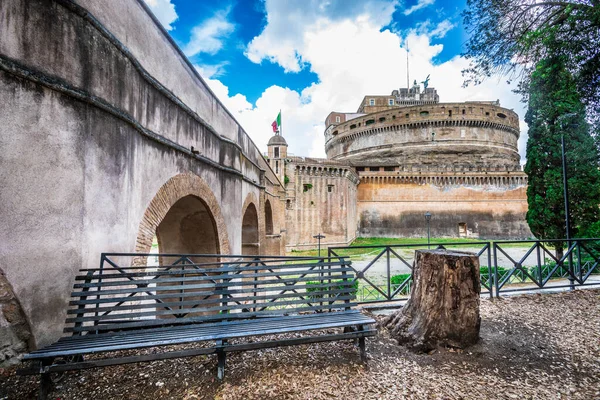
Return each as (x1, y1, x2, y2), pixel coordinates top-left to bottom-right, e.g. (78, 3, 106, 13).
(143, 0, 527, 160)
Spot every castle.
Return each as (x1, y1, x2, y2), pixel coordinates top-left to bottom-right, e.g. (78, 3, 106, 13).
(267, 81, 531, 250)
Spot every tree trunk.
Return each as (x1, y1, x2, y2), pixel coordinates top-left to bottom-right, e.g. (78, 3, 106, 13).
(384, 249, 481, 352)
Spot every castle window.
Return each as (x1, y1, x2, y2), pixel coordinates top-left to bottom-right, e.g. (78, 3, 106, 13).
(332, 130, 338, 135)
(388, 99, 394, 106)
(274, 147, 279, 158)
(384, 166, 395, 172)
(350, 124, 357, 129)
(486, 111, 490, 116)
(335, 116, 341, 123)
(365, 119, 375, 125)
(392, 115, 396, 119)
(369, 99, 375, 106)
(458, 222, 468, 237)
(497, 113, 507, 119)
(356, 167, 365, 172)
(327, 185, 334, 193)
(303, 184, 313, 192)
(405, 113, 410, 118)
(448, 110, 452, 117)
(286, 199, 292, 209)
(275, 160, 279, 174)
(462, 109, 466, 115)
(420, 111, 430, 117)
(379, 117, 386, 122)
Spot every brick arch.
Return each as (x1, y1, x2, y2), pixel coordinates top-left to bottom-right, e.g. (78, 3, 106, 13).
(135, 172, 230, 255)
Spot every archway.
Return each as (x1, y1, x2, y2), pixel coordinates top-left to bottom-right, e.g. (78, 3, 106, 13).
(242, 203, 259, 256)
(156, 195, 219, 257)
(135, 172, 230, 256)
(265, 199, 274, 235)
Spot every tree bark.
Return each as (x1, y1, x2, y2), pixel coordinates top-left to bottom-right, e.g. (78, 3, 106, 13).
(384, 249, 481, 351)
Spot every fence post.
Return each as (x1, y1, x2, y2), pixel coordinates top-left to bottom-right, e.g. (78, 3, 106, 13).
(493, 243, 500, 298)
(386, 247, 391, 300)
(487, 243, 493, 299)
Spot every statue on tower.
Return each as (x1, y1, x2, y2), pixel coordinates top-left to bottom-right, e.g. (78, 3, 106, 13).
(421, 74, 431, 89)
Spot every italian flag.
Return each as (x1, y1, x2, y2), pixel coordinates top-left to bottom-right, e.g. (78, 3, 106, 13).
(272, 111, 281, 133)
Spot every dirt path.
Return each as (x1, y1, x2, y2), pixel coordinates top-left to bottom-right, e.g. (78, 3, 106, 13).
(2, 289, 599, 400)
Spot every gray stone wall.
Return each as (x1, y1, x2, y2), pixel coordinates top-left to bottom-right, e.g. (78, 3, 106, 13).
(0, 268, 32, 367)
(0, 0, 283, 363)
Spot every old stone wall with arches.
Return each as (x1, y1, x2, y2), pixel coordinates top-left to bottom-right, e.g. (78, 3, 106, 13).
(0, 0, 286, 364)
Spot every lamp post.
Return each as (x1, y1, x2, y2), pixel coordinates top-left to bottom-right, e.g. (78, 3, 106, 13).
(558, 112, 578, 290)
(424, 212, 432, 249)
(313, 233, 326, 257)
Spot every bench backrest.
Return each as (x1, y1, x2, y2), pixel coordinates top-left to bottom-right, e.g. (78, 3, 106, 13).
(66, 253, 357, 335)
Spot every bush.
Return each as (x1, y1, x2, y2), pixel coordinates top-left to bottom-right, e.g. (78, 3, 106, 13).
(390, 273, 411, 285)
(284, 175, 290, 185)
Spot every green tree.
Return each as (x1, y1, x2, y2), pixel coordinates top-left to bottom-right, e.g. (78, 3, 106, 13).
(524, 55, 600, 256)
(462, 0, 600, 133)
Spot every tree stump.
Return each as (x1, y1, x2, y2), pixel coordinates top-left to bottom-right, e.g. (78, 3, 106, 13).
(384, 249, 481, 351)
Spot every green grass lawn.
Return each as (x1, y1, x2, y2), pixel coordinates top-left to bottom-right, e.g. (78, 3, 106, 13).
(288, 236, 535, 257)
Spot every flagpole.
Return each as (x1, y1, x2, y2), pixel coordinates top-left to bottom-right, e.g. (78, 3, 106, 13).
(279, 109, 282, 136)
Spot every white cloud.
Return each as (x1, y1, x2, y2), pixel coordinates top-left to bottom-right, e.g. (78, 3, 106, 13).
(194, 62, 229, 79)
(206, 1, 528, 162)
(403, 0, 436, 15)
(430, 20, 455, 38)
(184, 7, 235, 57)
(143, 0, 178, 31)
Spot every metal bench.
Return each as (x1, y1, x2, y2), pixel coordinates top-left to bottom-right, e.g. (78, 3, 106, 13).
(18, 253, 376, 399)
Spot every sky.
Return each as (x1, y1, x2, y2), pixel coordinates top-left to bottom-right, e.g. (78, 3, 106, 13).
(142, 0, 528, 162)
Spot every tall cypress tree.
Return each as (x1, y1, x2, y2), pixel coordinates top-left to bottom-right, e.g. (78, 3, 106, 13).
(525, 55, 600, 256)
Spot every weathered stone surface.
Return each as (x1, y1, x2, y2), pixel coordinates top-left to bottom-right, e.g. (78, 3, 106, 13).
(384, 249, 481, 351)
(0, 269, 32, 367)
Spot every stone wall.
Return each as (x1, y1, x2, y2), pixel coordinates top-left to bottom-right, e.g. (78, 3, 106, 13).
(285, 161, 359, 251)
(0, 0, 284, 363)
(0, 268, 32, 367)
(358, 172, 532, 239)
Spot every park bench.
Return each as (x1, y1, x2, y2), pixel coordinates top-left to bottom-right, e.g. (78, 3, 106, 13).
(18, 253, 376, 399)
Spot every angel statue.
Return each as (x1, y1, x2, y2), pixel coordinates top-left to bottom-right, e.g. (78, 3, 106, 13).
(421, 74, 431, 89)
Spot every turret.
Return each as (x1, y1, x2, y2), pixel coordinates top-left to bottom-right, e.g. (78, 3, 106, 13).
(267, 133, 288, 184)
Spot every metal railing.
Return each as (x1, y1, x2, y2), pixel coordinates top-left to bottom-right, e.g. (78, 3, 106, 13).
(328, 239, 600, 303)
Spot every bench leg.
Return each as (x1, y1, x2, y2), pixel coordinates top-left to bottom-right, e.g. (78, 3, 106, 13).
(38, 359, 54, 400)
(357, 325, 367, 362)
(216, 339, 227, 381)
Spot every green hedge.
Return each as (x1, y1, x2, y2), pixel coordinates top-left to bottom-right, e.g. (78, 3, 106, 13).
(306, 280, 359, 298)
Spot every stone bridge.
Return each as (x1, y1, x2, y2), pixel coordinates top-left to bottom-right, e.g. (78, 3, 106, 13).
(0, 0, 285, 364)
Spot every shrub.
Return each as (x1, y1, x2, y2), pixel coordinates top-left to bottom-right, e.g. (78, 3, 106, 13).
(284, 175, 290, 185)
(390, 273, 411, 285)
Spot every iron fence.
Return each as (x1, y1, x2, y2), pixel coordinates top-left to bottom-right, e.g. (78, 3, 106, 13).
(328, 239, 600, 303)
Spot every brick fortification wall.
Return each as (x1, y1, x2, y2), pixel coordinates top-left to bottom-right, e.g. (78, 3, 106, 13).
(284, 160, 359, 251)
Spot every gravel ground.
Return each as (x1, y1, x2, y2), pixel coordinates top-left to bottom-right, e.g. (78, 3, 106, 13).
(1, 289, 599, 400)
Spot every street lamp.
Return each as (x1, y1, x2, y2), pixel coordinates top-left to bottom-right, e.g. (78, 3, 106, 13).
(424, 212, 432, 248)
(313, 233, 326, 257)
(558, 112, 578, 290)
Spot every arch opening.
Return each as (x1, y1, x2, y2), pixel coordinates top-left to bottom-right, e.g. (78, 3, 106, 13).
(242, 203, 260, 256)
(265, 200, 274, 235)
(156, 195, 219, 258)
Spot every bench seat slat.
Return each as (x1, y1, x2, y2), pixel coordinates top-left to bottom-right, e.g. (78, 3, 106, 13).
(48, 313, 371, 351)
(27, 312, 375, 359)
(65, 303, 359, 333)
(67, 288, 354, 314)
(73, 266, 354, 288)
(65, 295, 355, 322)
(76, 259, 347, 274)
(70, 274, 352, 297)
(68, 282, 356, 306)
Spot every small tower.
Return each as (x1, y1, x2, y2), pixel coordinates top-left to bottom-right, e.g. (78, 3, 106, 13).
(267, 133, 288, 184)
